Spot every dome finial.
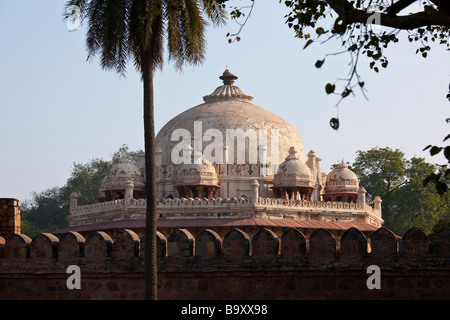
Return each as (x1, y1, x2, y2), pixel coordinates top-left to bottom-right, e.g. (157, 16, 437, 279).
(203, 69, 253, 102)
(219, 69, 238, 85)
(285, 146, 299, 161)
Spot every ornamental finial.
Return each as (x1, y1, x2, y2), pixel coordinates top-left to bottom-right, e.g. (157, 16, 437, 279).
(219, 69, 238, 85)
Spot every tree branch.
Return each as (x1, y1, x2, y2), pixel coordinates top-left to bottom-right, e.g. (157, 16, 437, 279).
(327, 0, 450, 29)
(387, 0, 417, 17)
(386, 179, 409, 197)
(429, 0, 450, 15)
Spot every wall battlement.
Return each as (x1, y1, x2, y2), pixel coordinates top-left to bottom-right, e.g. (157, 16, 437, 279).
(1, 226, 449, 263)
(0, 226, 449, 300)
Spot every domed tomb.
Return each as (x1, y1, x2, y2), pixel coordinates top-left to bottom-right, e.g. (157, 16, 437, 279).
(272, 147, 314, 200)
(323, 163, 359, 202)
(62, 69, 385, 234)
(98, 159, 145, 202)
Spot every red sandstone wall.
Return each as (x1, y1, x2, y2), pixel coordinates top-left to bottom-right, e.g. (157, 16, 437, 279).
(0, 227, 449, 300)
(0, 199, 20, 240)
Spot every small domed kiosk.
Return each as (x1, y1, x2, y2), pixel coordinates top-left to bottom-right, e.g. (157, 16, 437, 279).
(272, 147, 314, 200)
(323, 163, 359, 203)
(98, 159, 146, 202)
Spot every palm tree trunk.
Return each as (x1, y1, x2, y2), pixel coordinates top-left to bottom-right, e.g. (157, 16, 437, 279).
(142, 57, 158, 300)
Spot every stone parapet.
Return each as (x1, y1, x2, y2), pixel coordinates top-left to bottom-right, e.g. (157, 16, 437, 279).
(0, 226, 449, 299)
(68, 196, 383, 228)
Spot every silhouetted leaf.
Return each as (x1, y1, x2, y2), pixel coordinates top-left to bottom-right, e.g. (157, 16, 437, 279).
(443, 134, 450, 142)
(423, 145, 432, 151)
(325, 83, 335, 94)
(333, 20, 346, 34)
(342, 88, 352, 97)
(423, 172, 440, 186)
(348, 44, 357, 51)
(330, 117, 339, 130)
(315, 59, 325, 68)
(430, 146, 443, 156)
(444, 146, 450, 161)
(303, 39, 313, 49)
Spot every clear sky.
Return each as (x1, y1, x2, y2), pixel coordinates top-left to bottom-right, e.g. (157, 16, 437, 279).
(0, 1, 448, 203)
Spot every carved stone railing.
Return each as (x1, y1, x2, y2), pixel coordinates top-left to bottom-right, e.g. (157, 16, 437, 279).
(70, 196, 382, 218)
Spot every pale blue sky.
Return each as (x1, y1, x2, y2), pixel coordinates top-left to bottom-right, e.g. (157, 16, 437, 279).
(0, 1, 448, 202)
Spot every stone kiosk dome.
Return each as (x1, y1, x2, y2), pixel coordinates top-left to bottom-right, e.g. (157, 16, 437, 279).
(175, 152, 220, 199)
(324, 163, 359, 202)
(272, 147, 314, 200)
(62, 69, 384, 249)
(98, 159, 145, 202)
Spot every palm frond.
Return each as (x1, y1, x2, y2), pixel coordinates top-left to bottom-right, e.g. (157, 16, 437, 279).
(129, 0, 164, 73)
(85, 0, 107, 62)
(201, 0, 227, 26)
(100, 0, 130, 75)
(63, 0, 89, 21)
(65, 0, 226, 74)
(168, 0, 206, 70)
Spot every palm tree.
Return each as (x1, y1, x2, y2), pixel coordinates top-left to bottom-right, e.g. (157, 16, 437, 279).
(64, 0, 226, 300)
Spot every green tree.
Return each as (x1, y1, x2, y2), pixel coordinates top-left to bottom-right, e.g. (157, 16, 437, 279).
(21, 145, 140, 238)
(388, 157, 448, 234)
(20, 219, 44, 239)
(423, 119, 450, 195)
(21, 187, 68, 238)
(430, 215, 450, 237)
(350, 147, 449, 234)
(59, 158, 112, 206)
(111, 144, 141, 165)
(64, 0, 226, 300)
(352, 147, 407, 204)
(59, 144, 141, 205)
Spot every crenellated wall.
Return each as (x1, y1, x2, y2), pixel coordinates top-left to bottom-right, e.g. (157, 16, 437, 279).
(0, 226, 449, 300)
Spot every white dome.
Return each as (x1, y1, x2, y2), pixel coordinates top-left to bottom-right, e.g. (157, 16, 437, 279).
(325, 163, 359, 194)
(156, 70, 305, 169)
(274, 147, 313, 187)
(177, 156, 218, 186)
(99, 159, 145, 192)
